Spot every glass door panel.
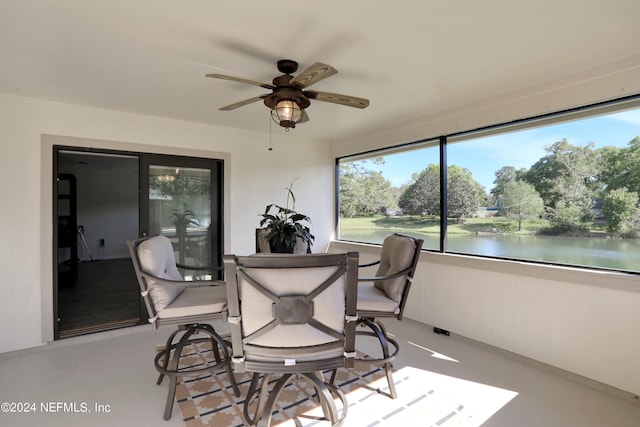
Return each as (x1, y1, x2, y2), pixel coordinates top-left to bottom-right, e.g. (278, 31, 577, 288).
(144, 156, 223, 280)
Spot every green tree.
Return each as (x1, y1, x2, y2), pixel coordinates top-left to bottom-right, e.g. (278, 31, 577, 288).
(523, 138, 601, 225)
(398, 164, 484, 220)
(339, 161, 396, 217)
(490, 166, 527, 206)
(522, 153, 564, 208)
(547, 201, 590, 234)
(500, 181, 543, 231)
(447, 166, 483, 221)
(601, 187, 638, 233)
(550, 139, 601, 206)
(151, 174, 210, 198)
(599, 137, 640, 196)
(398, 164, 441, 215)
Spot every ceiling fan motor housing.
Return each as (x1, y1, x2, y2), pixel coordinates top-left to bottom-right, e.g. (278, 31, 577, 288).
(277, 59, 299, 74)
(263, 74, 311, 121)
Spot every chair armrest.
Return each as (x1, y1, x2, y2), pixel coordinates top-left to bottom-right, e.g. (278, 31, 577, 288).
(357, 266, 411, 283)
(176, 263, 224, 272)
(358, 260, 381, 268)
(139, 270, 225, 287)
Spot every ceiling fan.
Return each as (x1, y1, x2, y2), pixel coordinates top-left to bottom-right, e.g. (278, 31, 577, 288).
(206, 59, 369, 129)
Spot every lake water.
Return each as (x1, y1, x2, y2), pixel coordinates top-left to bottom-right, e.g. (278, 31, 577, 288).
(339, 230, 640, 272)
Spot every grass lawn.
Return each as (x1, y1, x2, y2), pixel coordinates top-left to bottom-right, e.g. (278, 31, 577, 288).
(340, 215, 550, 235)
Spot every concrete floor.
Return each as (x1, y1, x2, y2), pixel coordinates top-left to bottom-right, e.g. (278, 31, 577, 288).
(1, 318, 639, 426)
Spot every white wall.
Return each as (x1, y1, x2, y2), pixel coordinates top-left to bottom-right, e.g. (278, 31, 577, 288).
(0, 93, 335, 353)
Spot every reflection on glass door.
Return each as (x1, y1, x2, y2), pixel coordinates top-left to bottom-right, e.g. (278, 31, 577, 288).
(144, 157, 223, 280)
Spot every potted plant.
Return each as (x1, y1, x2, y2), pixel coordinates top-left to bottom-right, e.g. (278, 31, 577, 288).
(259, 183, 314, 253)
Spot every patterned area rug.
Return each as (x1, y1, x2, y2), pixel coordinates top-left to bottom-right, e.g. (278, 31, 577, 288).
(172, 342, 471, 427)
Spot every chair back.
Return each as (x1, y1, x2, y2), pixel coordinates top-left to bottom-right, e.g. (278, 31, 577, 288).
(224, 252, 359, 374)
(373, 233, 423, 320)
(127, 235, 186, 324)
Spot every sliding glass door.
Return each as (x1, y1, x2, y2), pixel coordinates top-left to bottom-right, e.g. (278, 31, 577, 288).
(54, 148, 224, 339)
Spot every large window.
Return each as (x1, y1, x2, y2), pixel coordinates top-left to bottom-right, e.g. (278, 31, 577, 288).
(338, 140, 441, 251)
(337, 97, 640, 273)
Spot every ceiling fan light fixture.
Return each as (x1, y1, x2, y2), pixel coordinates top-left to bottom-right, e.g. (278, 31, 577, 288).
(208, 59, 369, 130)
(271, 99, 302, 128)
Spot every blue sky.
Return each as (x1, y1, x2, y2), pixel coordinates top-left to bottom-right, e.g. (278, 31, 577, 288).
(367, 107, 640, 191)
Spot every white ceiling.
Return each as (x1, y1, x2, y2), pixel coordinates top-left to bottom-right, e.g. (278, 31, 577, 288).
(2, 0, 640, 142)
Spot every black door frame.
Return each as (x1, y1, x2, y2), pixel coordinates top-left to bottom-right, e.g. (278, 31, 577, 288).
(140, 153, 225, 278)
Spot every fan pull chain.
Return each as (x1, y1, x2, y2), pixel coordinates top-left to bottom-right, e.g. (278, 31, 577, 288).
(268, 112, 273, 151)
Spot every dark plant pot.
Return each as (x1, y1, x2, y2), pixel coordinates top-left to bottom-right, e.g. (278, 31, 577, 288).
(269, 240, 295, 253)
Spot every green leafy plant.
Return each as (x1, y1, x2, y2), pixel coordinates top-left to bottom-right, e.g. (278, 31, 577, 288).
(259, 183, 314, 253)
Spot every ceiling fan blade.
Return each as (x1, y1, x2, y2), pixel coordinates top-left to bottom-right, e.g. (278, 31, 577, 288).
(290, 62, 337, 88)
(206, 73, 275, 90)
(304, 90, 369, 109)
(219, 95, 267, 111)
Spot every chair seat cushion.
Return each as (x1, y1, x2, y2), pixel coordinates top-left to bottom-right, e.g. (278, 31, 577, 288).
(157, 285, 227, 320)
(357, 284, 400, 314)
(245, 341, 344, 363)
(245, 324, 345, 363)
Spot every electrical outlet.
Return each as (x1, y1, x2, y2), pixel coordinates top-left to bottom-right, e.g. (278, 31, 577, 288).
(99, 238, 105, 247)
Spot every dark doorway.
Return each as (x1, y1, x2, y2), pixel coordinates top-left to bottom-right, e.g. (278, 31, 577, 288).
(56, 151, 140, 338)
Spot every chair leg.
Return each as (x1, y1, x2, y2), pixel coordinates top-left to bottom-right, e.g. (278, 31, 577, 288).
(163, 376, 179, 420)
(156, 328, 182, 385)
(244, 373, 275, 426)
(243, 373, 261, 425)
(303, 373, 344, 425)
(356, 318, 400, 399)
(200, 323, 240, 397)
(153, 323, 240, 420)
(324, 382, 348, 427)
(329, 368, 338, 385)
(383, 360, 397, 399)
(162, 325, 196, 420)
(373, 320, 398, 399)
(257, 373, 292, 427)
(206, 328, 223, 363)
(251, 372, 347, 427)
